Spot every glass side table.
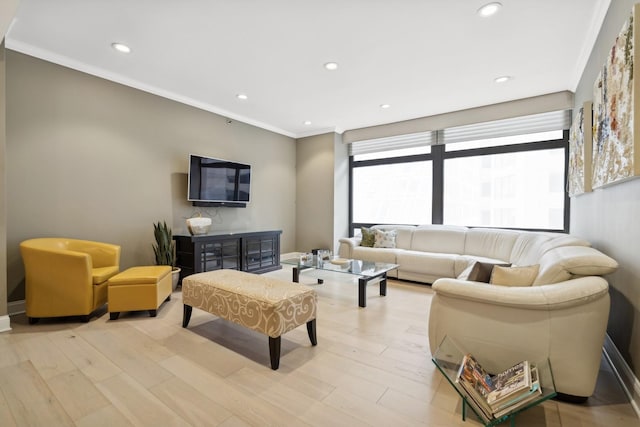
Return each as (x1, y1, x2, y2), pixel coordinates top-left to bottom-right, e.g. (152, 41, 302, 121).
(432, 336, 557, 427)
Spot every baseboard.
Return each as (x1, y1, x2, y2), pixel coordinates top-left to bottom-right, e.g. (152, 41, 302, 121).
(0, 315, 11, 333)
(7, 299, 25, 316)
(603, 334, 640, 418)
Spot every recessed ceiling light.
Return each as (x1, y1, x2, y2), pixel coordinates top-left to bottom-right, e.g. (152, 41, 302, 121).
(477, 2, 502, 17)
(324, 62, 338, 71)
(111, 42, 131, 53)
(303, 120, 312, 125)
(494, 76, 512, 83)
(380, 104, 391, 109)
(236, 93, 248, 100)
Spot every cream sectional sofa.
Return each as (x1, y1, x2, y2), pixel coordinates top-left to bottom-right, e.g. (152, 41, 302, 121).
(338, 224, 618, 400)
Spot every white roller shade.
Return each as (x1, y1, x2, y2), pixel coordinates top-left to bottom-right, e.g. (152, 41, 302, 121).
(348, 131, 436, 156)
(440, 110, 571, 144)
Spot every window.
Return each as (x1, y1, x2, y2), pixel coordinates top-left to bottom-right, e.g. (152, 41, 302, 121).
(352, 161, 432, 224)
(349, 111, 570, 233)
(443, 148, 565, 229)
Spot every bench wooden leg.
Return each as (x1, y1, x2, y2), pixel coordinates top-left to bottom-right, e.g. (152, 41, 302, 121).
(269, 336, 281, 370)
(307, 319, 317, 346)
(109, 312, 120, 320)
(148, 310, 157, 317)
(182, 305, 193, 328)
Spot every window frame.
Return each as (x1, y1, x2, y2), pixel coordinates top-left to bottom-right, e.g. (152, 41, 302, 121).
(349, 129, 570, 236)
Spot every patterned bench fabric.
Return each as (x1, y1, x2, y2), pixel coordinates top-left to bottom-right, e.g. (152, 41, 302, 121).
(182, 269, 317, 338)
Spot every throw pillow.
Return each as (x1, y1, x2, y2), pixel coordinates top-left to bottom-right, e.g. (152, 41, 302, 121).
(360, 227, 375, 247)
(373, 229, 397, 248)
(490, 264, 540, 287)
(458, 261, 511, 283)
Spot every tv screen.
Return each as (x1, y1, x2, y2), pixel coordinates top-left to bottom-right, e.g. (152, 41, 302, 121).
(188, 154, 251, 204)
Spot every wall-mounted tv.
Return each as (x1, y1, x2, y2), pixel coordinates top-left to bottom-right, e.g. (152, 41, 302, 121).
(188, 154, 251, 207)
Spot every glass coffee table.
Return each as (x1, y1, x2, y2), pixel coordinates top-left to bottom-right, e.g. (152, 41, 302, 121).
(281, 256, 398, 308)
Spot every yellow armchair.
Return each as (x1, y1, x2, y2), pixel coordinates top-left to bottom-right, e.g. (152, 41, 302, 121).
(20, 238, 121, 323)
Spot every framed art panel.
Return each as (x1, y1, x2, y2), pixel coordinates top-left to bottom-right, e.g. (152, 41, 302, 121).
(592, 3, 640, 189)
(568, 101, 593, 196)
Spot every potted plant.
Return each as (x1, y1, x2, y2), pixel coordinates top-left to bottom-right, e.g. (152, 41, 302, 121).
(153, 221, 181, 291)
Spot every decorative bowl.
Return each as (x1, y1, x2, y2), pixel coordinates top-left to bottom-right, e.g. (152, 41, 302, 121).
(186, 217, 212, 235)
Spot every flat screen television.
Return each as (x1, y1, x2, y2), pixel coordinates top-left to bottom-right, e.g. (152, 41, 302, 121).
(188, 154, 251, 206)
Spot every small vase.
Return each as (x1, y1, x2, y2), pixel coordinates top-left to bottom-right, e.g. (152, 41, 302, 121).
(171, 267, 181, 291)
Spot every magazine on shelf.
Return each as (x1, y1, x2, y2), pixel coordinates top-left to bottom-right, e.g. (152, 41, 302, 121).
(486, 360, 532, 407)
(493, 365, 542, 418)
(455, 354, 495, 421)
(456, 353, 540, 420)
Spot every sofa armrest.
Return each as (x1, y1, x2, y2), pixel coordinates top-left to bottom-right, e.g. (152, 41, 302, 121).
(338, 237, 361, 258)
(428, 276, 611, 397)
(431, 276, 609, 310)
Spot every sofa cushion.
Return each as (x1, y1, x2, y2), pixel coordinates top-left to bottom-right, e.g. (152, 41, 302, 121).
(374, 229, 397, 248)
(352, 247, 402, 264)
(396, 251, 457, 278)
(360, 227, 375, 247)
(372, 225, 415, 249)
(410, 225, 468, 254)
(490, 264, 539, 286)
(465, 228, 520, 262)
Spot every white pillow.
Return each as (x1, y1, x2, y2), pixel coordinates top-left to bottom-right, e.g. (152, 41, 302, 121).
(373, 229, 397, 248)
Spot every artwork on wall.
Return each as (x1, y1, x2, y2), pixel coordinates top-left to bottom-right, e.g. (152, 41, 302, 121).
(568, 102, 593, 196)
(592, 4, 640, 188)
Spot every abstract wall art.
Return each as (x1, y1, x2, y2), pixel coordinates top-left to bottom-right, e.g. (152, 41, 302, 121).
(592, 3, 640, 188)
(568, 102, 593, 196)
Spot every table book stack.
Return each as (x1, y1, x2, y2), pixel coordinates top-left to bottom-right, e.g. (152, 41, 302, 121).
(455, 353, 542, 422)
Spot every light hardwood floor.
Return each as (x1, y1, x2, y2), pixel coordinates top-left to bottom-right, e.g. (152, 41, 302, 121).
(1, 265, 638, 426)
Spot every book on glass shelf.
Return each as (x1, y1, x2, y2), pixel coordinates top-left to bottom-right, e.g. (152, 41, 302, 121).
(456, 354, 539, 420)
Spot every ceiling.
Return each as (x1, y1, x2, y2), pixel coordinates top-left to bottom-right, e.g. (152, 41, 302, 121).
(5, 0, 610, 139)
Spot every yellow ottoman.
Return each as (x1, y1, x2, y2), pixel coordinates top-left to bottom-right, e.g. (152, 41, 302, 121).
(108, 266, 172, 320)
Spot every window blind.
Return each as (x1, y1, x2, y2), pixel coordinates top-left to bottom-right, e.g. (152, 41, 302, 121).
(348, 131, 436, 156)
(439, 110, 571, 144)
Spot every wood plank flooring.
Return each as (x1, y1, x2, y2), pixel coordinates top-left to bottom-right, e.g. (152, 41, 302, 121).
(1, 265, 638, 426)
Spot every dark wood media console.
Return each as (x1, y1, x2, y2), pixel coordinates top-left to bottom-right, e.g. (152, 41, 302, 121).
(174, 230, 282, 283)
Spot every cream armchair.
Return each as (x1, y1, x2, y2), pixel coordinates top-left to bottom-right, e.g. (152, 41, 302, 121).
(428, 276, 611, 401)
(20, 238, 121, 323)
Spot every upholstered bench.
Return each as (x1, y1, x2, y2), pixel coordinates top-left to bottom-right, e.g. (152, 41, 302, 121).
(182, 269, 317, 370)
(108, 265, 173, 320)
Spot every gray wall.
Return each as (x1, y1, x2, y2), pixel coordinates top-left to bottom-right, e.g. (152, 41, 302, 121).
(6, 51, 297, 302)
(572, 0, 640, 384)
(296, 133, 336, 253)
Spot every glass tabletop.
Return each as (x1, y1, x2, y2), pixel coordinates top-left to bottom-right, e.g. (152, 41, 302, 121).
(281, 255, 398, 278)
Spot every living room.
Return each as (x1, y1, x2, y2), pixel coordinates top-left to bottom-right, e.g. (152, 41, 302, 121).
(1, 1, 640, 426)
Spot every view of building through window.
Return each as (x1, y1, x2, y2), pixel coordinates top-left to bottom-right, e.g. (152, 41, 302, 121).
(443, 149, 565, 229)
